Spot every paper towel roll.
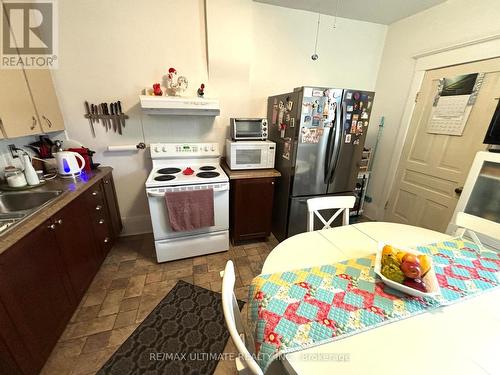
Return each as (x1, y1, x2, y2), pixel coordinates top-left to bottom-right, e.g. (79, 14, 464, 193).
(107, 145, 139, 152)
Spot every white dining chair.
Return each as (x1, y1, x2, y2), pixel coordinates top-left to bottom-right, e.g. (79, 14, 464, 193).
(454, 212, 500, 249)
(306, 195, 356, 232)
(221, 261, 263, 375)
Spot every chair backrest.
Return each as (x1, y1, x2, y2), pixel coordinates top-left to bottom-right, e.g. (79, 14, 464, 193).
(221, 261, 263, 375)
(306, 196, 356, 232)
(454, 212, 500, 248)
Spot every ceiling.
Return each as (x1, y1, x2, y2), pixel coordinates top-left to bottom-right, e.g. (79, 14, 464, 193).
(253, 0, 447, 25)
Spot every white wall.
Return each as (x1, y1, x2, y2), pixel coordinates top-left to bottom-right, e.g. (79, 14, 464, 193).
(46, 0, 386, 235)
(365, 0, 500, 220)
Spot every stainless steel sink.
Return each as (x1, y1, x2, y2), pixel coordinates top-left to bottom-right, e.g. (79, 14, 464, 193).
(0, 190, 63, 235)
(0, 191, 63, 214)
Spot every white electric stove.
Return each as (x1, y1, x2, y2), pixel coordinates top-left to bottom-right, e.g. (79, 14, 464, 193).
(145, 142, 229, 263)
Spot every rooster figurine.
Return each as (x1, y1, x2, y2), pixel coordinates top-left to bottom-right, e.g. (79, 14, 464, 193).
(197, 83, 205, 97)
(166, 67, 188, 96)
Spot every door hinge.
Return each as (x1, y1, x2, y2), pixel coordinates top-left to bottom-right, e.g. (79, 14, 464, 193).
(414, 92, 420, 103)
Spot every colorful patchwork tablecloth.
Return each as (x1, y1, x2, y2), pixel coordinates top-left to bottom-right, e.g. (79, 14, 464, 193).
(248, 238, 500, 372)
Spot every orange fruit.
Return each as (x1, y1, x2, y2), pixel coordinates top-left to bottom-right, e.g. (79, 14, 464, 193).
(395, 251, 406, 263)
(382, 245, 395, 256)
(418, 254, 432, 276)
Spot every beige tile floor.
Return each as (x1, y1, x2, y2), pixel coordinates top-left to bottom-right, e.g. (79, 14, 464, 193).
(41, 233, 278, 375)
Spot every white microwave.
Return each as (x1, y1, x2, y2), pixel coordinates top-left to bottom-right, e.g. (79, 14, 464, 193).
(226, 140, 276, 170)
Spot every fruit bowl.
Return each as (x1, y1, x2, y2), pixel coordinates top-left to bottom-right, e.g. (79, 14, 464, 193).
(374, 243, 441, 298)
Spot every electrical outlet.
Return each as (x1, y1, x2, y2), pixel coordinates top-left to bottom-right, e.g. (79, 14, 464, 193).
(8, 144, 19, 158)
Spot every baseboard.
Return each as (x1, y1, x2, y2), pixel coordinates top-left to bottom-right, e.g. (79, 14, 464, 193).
(120, 215, 153, 236)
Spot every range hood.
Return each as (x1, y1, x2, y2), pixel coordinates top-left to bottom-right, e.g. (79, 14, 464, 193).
(139, 95, 220, 116)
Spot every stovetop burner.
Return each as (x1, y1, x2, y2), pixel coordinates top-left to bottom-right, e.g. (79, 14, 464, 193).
(196, 171, 220, 178)
(154, 175, 176, 181)
(199, 166, 216, 171)
(157, 167, 181, 175)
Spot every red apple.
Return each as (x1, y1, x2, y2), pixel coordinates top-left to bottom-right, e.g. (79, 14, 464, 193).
(400, 261, 422, 279)
(402, 253, 420, 265)
(403, 278, 427, 293)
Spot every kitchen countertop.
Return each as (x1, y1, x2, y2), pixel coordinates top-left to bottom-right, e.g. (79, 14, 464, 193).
(0, 167, 113, 255)
(221, 161, 281, 180)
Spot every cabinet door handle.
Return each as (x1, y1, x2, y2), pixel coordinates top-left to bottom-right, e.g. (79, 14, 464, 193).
(92, 190, 99, 196)
(31, 116, 37, 130)
(56, 219, 63, 225)
(48, 223, 56, 230)
(95, 205, 102, 211)
(104, 179, 109, 184)
(42, 115, 52, 128)
(0, 117, 7, 138)
(104, 237, 110, 243)
(98, 218, 105, 224)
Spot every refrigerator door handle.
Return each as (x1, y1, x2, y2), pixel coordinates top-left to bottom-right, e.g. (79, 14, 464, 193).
(326, 101, 344, 182)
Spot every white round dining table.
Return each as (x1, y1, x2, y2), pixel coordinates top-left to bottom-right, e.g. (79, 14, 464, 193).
(260, 222, 500, 375)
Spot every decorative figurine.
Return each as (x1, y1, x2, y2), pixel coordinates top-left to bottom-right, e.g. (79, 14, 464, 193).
(197, 83, 205, 97)
(152, 83, 163, 96)
(166, 67, 188, 96)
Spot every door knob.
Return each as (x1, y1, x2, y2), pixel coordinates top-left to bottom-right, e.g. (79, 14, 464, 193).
(454, 187, 463, 195)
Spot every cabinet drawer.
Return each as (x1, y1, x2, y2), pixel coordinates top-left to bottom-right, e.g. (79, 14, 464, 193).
(84, 184, 106, 206)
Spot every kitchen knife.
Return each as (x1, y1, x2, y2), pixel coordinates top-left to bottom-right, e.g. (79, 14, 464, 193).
(117, 101, 125, 128)
(84, 101, 96, 137)
(113, 103, 122, 135)
(106, 103, 116, 133)
(99, 104, 108, 132)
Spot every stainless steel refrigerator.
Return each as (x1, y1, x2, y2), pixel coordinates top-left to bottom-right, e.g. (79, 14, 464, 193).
(268, 86, 375, 241)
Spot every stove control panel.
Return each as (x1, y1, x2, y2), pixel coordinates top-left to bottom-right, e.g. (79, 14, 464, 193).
(150, 143, 220, 158)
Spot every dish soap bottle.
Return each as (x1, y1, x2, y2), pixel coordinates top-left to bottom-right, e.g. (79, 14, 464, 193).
(22, 153, 40, 186)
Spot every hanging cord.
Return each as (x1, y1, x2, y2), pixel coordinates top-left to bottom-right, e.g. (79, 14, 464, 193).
(311, 12, 321, 60)
(333, 0, 341, 29)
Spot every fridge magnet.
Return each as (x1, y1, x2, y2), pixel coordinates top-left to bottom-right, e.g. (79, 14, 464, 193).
(312, 89, 323, 97)
(290, 118, 295, 128)
(312, 115, 321, 126)
(283, 139, 291, 160)
(367, 101, 372, 109)
(354, 103, 359, 111)
(278, 101, 286, 125)
(345, 134, 352, 143)
(354, 92, 361, 100)
(286, 113, 291, 123)
(359, 101, 364, 110)
(357, 123, 363, 134)
(350, 124, 357, 134)
(301, 127, 324, 144)
(347, 105, 353, 112)
(346, 114, 352, 120)
(353, 114, 359, 121)
(280, 123, 287, 138)
(344, 122, 351, 131)
(353, 138, 360, 145)
(364, 121, 369, 127)
(304, 115, 312, 123)
(302, 101, 312, 114)
(272, 99, 278, 125)
(287, 100, 294, 111)
(361, 110, 369, 119)
(346, 92, 353, 100)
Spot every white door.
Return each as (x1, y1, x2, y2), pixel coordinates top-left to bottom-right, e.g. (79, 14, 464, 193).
(385, 58, 500, 232)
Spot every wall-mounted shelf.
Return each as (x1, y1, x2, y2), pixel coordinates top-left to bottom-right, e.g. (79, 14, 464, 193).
(139, 95, 220, 116)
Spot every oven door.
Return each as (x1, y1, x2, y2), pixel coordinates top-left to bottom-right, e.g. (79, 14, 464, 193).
(146, 182, 229, 240)
(230, 144, 268, 169)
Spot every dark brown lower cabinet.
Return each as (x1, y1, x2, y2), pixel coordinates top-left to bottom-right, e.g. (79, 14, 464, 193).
(230, 177, 276, 243)
(0, 221, 75, 375)
(54, 197, 101, 301)
(0, 170, 122, 375)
